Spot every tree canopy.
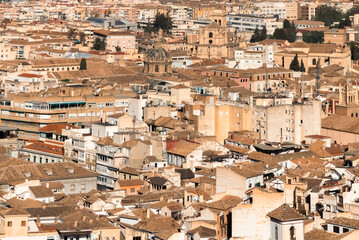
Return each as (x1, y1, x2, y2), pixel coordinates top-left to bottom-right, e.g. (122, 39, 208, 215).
(272, 19, 296, 43)
(250, 26, 267, 43)
(152, 13, 173, 34)
(315, 5, 342, 26)
(348, 42, 359, 61)
(300, 59, 306, 72)
(80, 58, 87, 70)
(290, 54, 300, 71)
(303, 31, 324, 43)
(92, 37, 106, 51)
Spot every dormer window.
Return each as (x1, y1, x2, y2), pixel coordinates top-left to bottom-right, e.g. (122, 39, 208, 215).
(45, 169, 53, 176)
(23, 172, 31, 178)
(66, 168, 74, 174)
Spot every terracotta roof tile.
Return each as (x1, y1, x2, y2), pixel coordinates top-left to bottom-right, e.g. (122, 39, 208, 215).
(267, 203, 306, 221)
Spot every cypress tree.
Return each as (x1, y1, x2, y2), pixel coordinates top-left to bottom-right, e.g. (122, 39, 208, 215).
(300, 59, 306, 72)
(290, 54, 300, 71)
(80, 58, 87, 70)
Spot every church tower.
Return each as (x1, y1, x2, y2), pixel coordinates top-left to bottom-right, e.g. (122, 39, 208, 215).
(212, 9, 227, 27)
(267, 204, 306, 240)
(339, 70, 358, 106)
(336, 70, 359, 117)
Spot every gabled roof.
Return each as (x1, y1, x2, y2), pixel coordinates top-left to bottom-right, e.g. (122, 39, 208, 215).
(166, 140, 200, 157)
(133, 215, 180, 233)
(24, 141, 63, 156)
(116, 179, 144, 187)
(205, 21, 221, 29)
(326, 217, 359, 229)
(187, 226, 216, 238)
(118, 166, 139, 176)
(4, 208, 30, 216)
(39, 123, 77, 135)
(148, 177, 169, 186)
(175, 168, 194, 179)
(267, 203, 306, 222)
(29, 185, 54, 198)
(205, 195, 242, 211)
(0, 162, 98, 184)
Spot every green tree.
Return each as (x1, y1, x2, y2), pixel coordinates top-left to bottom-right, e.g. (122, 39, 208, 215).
(300, 59, 306, 72)
(79, 32, 86, 45)
(80, 58, 87, 70)
(315, 5, 342, 26)
(93, 37, 106, 50)
(348, 42, 359, 60)
(283, 19, 291, 29)
(67, 28, 76, 40)
(290, 54, 300, 71)
(153, 12, 173, 34)
(250, 27, 261, 43)
(339, 17, 352, 28)
(345, 6, 359, 18)
(287, 28, 297, 43)
(273, 28, 287, 40)
(260, 26, 267, 41)
(303, 31, 324, 43)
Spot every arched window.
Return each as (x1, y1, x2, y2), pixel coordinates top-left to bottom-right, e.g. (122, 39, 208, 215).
(351, 113, 354, 117)
(219, 20, 222, 26)
(275, 226, 279, 240)
(356, 113, 358, 117)
(155, 65, 159, 73)
(312, 59, 317, 65)
(209, 32, 213, 38)
(290, 226, 296, 240)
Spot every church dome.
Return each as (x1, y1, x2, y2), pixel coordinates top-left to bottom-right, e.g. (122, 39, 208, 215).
(146, 47, 169, 62)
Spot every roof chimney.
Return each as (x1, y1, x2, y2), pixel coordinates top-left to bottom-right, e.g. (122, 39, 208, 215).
(74, 221, 78, 227)
(146, 209, 151, 219)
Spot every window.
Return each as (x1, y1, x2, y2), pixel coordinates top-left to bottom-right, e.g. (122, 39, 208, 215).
(343, 228, 349, 233)
(333, 226, 340, 233)
(312, 58, 316, 65)
(7, 221, 12, 227)
(130, 188, 135, 193)
(290, 226, 296, 240)
(81, 184, 86, 191)
(21, 221, 26, 227)
(275, 226, 278, 240)
(155, 65, 159, 72)
(70, 184, 75, 192)
(209, 32, 213, 38)
(133, 237, 141, 240)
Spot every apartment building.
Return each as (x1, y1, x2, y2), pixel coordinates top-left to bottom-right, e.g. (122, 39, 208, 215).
(286, 2, 300, 20)
(226, 44, 274, 70)
(253, 100, 321, 144)
(2, 71, 58, 94)
(184, 95, 253, 144)
(63, 127, 98, 171)
(227, 14, 283, 35)
(93, 29, 137, 53)
(0, 86, 130, 138)
(8, 39, 72, 59)
(255, 2, 287, 19)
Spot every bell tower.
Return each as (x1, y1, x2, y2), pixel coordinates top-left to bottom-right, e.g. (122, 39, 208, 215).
(212, 9, 227, 27)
